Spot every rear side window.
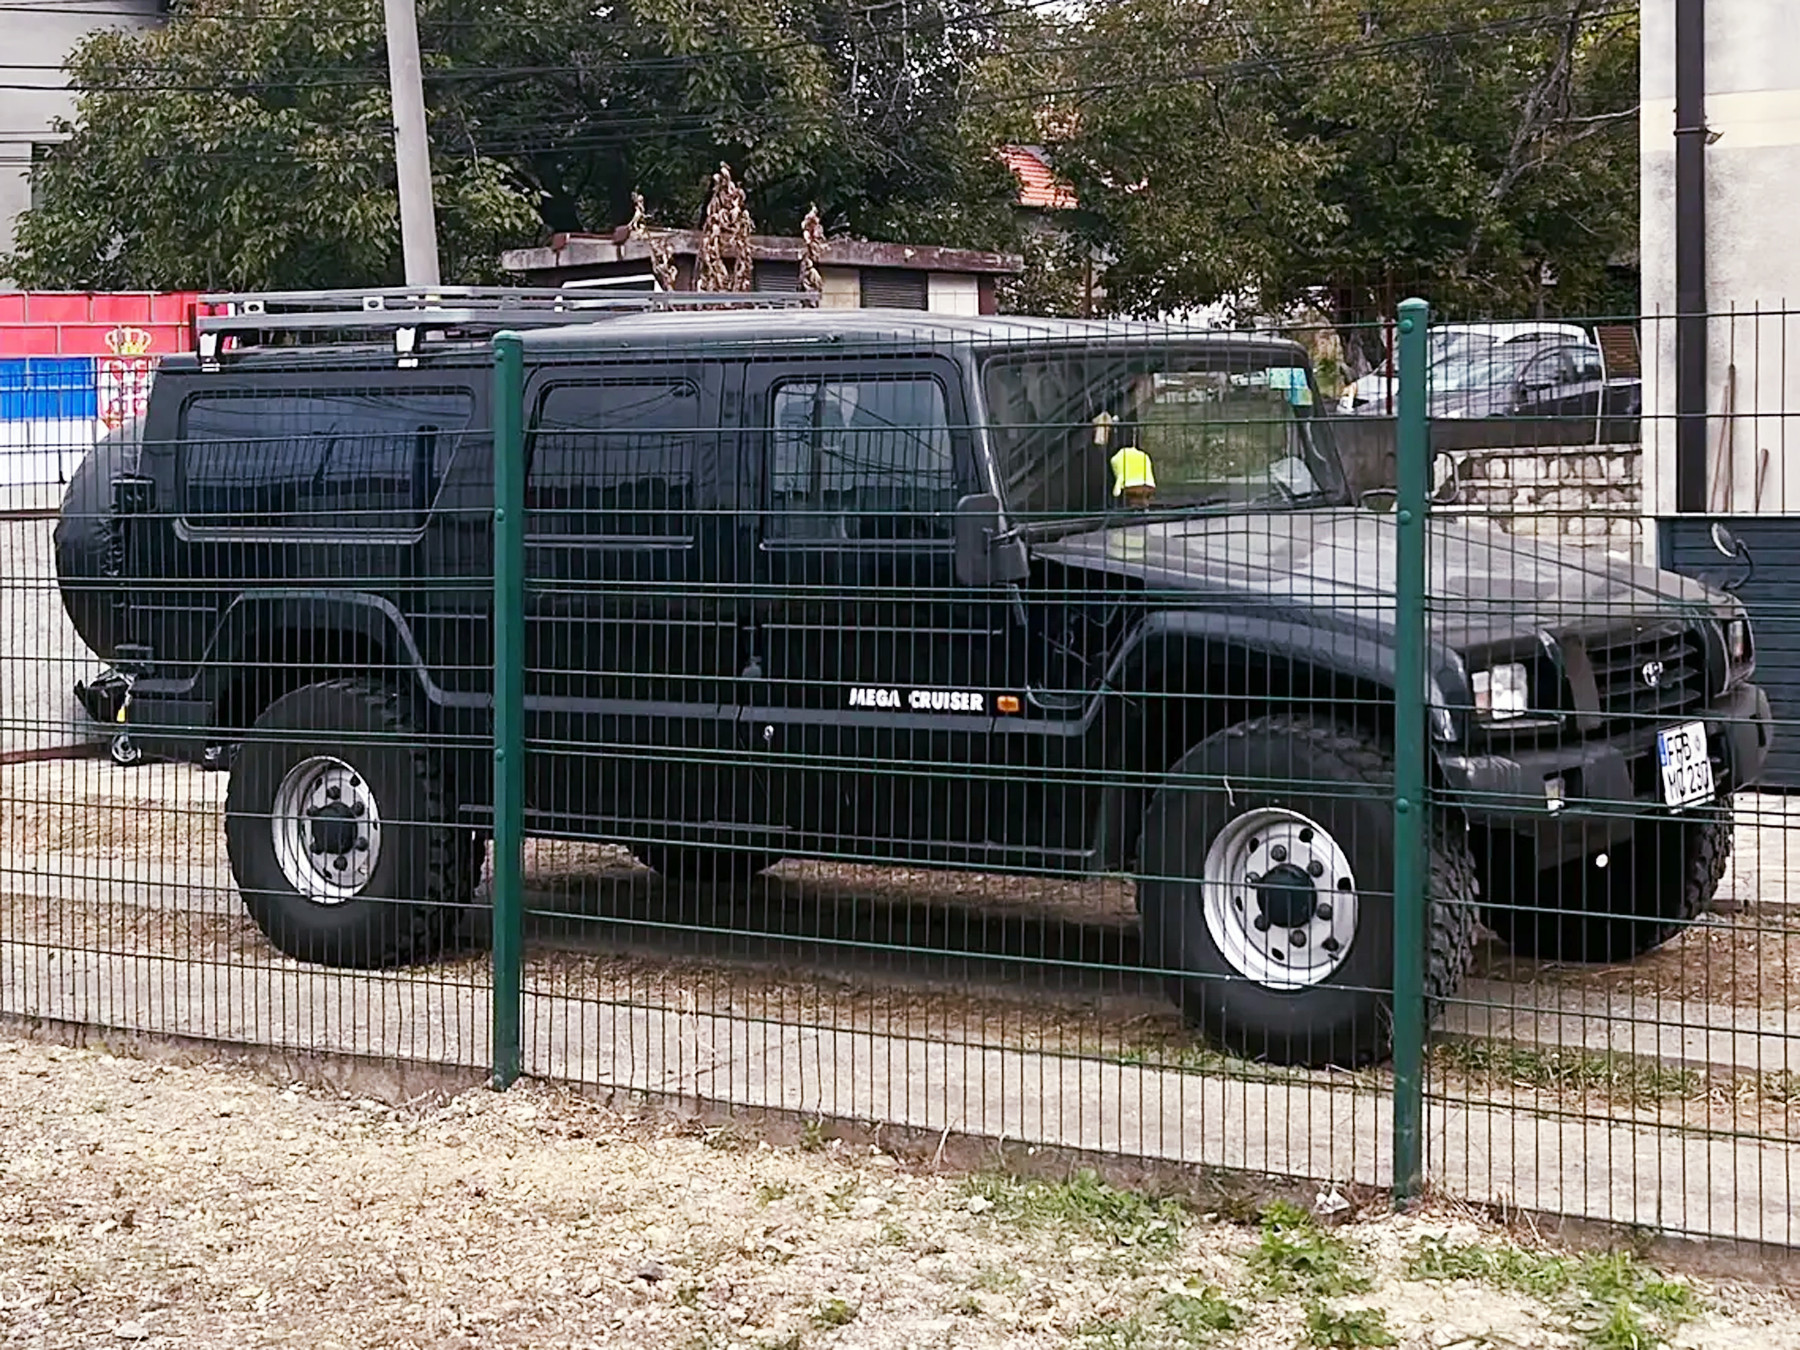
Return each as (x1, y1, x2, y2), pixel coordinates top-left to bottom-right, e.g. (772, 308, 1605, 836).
(529, 380, 699, 539)
(767, 376, 955, 542)
(180, 388, 472, 531)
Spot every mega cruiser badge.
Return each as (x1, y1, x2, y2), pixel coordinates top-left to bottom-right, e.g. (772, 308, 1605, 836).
(847, 687, 986, 712)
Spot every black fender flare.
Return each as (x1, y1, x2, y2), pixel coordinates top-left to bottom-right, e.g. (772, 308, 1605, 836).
(196, 590, 455, 711)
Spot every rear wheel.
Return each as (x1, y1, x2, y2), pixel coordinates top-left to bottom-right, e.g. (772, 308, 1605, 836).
(1139, 716, 1477, 1069)
(1482, 812, 1732, 962)
(225, 679, 479, 967)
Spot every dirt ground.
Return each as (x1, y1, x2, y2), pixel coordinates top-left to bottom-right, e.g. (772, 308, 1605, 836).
(0, 1034, 1796, 1350)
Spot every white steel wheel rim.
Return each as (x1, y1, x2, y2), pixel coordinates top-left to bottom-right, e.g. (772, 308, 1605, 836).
(271, 756, 383, 905)
(1200, 806, 1359, 990)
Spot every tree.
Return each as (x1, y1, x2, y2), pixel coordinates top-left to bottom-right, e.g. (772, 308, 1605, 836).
(7, 0, 1026, 290)
(1041, 0, 1639, 354)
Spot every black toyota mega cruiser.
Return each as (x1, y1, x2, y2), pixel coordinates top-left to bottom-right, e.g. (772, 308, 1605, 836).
(56, 291, 1772, 1068)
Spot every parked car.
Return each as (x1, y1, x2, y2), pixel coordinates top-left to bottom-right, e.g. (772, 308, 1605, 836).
(1429, 339, 1642, 430)
(1338, 321, 1592, 413)
(55, 292, 1770, 1070)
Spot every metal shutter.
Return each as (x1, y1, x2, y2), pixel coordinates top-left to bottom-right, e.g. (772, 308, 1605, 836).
(859, 269, 929, 309)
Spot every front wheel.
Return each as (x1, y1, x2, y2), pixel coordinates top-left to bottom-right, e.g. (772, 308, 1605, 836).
(225, 679, 480, 967)
(1482, 812, 1732, 962)
(1138, 716, 1477, 1069)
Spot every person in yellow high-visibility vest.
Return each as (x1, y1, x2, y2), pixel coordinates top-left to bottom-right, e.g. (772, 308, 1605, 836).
(1110, 445, 1156, 509)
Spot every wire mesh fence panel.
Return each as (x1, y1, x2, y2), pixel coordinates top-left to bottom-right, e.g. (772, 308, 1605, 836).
(1416, 303, 1798, 1246)
(498, 308, 1409, 1192)
(2, 302, 496, 1081)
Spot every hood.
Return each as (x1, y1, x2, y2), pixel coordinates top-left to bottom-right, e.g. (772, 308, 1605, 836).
(1033, 509, 1721, 651)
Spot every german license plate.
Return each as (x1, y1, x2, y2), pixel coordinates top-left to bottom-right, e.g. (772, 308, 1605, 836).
(1657, 721, 1714, 808)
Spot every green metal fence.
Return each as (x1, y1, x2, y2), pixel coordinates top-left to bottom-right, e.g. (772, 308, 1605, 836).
(5, 289, 1793, 1249)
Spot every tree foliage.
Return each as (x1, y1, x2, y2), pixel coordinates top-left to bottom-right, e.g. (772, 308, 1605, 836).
(8, 0, 1639, 322)
(1041, 0, 1639, 342)
(7, 0, 1022, 289)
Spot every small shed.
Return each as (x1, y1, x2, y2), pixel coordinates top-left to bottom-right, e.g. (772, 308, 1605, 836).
(499, 229, 1022, 316)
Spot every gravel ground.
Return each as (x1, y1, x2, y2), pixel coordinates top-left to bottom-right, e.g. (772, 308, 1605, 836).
(1, 1034, 1797, 1350)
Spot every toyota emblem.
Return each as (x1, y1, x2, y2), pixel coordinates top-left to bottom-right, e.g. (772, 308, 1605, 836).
(1641, 659, 1665, 688)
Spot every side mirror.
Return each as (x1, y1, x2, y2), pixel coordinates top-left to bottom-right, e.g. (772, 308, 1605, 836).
(1711, 521, 1743, 559)
(953, 492, 1029, 587)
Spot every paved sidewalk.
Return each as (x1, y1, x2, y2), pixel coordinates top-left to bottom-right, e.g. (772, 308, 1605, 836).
(4, 941, 1793, 1247)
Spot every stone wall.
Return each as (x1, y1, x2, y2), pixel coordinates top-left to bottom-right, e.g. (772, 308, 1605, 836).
(1438, 444, 1642, 550)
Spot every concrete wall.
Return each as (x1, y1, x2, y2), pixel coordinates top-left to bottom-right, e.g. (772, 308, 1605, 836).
(1641, 0, 1800, 520)
(0, 3, 164, 260)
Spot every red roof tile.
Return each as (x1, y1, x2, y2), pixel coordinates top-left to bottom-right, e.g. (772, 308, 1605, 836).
(999, 145, 1077, 210)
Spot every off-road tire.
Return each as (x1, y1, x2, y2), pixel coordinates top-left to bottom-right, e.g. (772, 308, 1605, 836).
(1482, 811, 1732, 963)
(225, 679, 478, 967)
(1139, 716, 1478, 1069)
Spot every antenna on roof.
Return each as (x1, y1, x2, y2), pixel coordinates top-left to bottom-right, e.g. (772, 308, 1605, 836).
(192, 285, 818, 370)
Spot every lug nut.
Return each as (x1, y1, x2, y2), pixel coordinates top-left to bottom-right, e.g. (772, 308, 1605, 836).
(326, 785, 342, 801)
(355, 839, 369, 852)
(1289, 930, 1307, 947)
(1253, 915, 1271, 933)
(332, 856, 348, 872)
(1315, 902, 1334, 921)
(349, 776, 361, 789)
(1322, 937, 1341, 953)
(1246, 872, 1260, 885)
(1270, 845, 1288, 862)
(353, 802, 366, 817)
(1308, 860, 1324, 877)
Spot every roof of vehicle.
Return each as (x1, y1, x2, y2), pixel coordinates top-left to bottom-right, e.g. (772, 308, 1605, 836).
(1432, 320, 1591, 345)
(514, 307, 1306, 354)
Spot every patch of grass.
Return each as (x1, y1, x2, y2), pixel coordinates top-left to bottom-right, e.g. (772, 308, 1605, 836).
(963, 1169, 1183, 1253)
(1406, 1235, 1573, 1297)
(1302, 1304, 1398, 1348)
(799, 1120, 828, 1152)
(812, 1297, 858, 1328)
(1408, 1238, 1698, 1350)
(949, 1293, 985, 1317)
(675, 1281, 702, 1309)
(969, 1266, 1023, 1293)
(876, 1220, 909, 1246)
(755, 1180, 792, 1205)
(1432, 1040, 1703, 1105)
(1245, 1202, 1370, 1298)
(824, 1179, 859, 1213)
(1075, 1313, 1152, 1349)
(1161, 1286, 1246, 1340)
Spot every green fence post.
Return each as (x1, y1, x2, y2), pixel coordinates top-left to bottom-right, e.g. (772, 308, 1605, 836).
(491, 331, 525, 1090)
(1391, 296, 1430, 1203)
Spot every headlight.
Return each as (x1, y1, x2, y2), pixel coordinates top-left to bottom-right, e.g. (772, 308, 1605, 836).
(1472, 663, 1530, 720)
(1726, 617, 1752, 665)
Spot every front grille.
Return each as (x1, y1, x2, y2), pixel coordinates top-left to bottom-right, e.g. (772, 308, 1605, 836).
(1585, 623, 1705, 736)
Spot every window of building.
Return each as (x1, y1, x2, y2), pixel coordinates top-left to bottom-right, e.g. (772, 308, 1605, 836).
(180, 388, 471, 531)
(859, 269, 929, 310)
(528, 379, 700, 539)
(767, 376, 955, 541)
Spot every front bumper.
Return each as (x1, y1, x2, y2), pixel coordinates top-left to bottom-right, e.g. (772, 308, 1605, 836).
(1437, 681, 1771, 866)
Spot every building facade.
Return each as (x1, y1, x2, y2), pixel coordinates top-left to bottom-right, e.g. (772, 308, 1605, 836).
(1, 3, 165, 262)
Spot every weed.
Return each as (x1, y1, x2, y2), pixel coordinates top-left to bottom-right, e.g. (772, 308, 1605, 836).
(675, 1281, 702, 1309)
(1406, 1235, 1573, 1297)
(963, 1169, 1183, 1252)
(1432, 1040, 1703, 1105)
(1408, 1238, 1697, 1350)
(1302, 1304, 1398, 1349)
(969, 1266, 1023, 1292)
(1075, 1313, 1152, 1349)
(877, 1220, 909, 1246)
(799, 1120, 828, 1152)
(949, 1293, 985, 1317)
(762, 1333, 804, 1350)
(825, 1179, 860, 1213)
(812, 1297, 858, 1329)
(1161, 1286, 1246, 1340)
(755, 1180, 792, 1206)
(1246, 1202, 1369, 1298)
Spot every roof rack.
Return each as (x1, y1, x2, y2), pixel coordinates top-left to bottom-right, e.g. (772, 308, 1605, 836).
(191, 285, 819, 370)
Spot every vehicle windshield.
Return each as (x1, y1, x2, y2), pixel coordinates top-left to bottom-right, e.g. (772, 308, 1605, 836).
(980, 347, 1345, 522)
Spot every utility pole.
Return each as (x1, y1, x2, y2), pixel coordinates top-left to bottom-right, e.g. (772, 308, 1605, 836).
(383, 0, 441, 287)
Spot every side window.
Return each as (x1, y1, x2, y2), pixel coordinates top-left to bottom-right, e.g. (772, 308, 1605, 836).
(767, 376, 955, 542)
(528, 380, 698, 539)
(181, 388, 471, 530)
